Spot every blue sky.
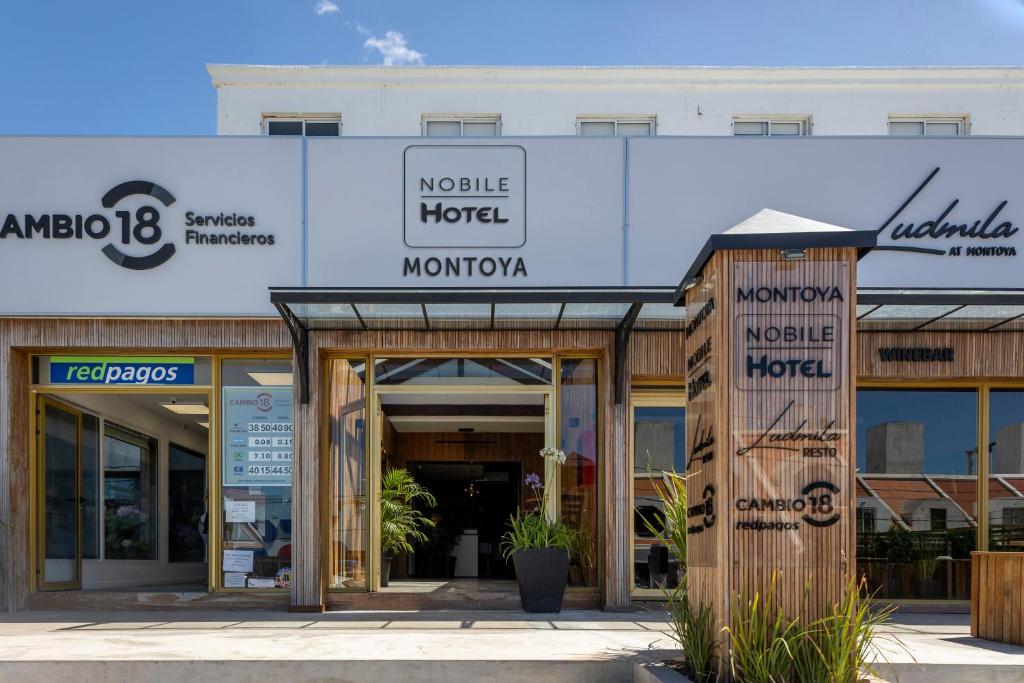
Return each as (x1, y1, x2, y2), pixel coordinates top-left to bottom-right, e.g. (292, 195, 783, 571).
(1, 0, 1023, 135)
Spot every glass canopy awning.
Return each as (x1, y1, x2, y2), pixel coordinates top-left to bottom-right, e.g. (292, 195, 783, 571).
(270, 287, 682, 404)
(856, 289, 1024, 332)
(270, 286, 1024, 404)
(271, 287, 684, 332)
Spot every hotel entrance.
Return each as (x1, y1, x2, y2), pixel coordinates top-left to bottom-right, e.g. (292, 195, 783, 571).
(371, 359, 556, 598)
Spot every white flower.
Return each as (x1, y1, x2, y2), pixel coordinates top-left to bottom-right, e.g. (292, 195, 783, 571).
(539, 446, 566, 464)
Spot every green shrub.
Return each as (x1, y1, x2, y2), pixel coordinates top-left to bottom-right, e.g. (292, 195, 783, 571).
(500, 510, 575, 558)
(380, 467, 436, 557)
(726, 575, 800, 683)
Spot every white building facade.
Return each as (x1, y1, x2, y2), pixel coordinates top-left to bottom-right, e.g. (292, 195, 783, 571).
(208, 65, 1024, 137)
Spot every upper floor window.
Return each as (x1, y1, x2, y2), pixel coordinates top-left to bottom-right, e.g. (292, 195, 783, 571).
(888, 116, 968, 136)
(733, 117, 810, 136)
(263, 115, 341, 137)
(578, 118, 655, 136)
(423, 116, 501, 137)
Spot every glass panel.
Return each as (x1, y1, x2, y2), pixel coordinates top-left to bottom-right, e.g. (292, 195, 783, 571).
(304, 121, 340, 137)
(633, 404, 685, 592)
(353, 303, 426, 330)
(858, 305, 960, 331)
(636, 302, 686, 330)
(81, 414, 100, 560)
(769, 121, 802, 136)
(733, 121, 767, 136)
(889, 121, 925, 136)
(43, 403, 79, 585)
(579, 121, 615, 136)
(462, 121, 498, 137)
(267, 120, 304, 136)
(221, 359, 294, 590)
(103, 424, 158, 560)
(329, 359, 368, 589)
(920, 305, 1024, 331)
(289, 303, 364, 330)
(424, 303, 493, 329)
(375, 357, 552, 386)
(856, 389, 978, 601)
(425, 120, 462, 137)
(37, 356, 212, 386)
(926, 122, 960, 136)
(559, 358, 598, 587)
(492, 303, 561, 329)
(989, 390, 1024, 551)
(558, 303, 632, 329)
(169, 443, 206, 563)
(617, 122, 653, 136)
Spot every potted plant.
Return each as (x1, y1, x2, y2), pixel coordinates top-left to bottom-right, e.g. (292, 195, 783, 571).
(380, 467, 436, 587)
(500, 447, 576, 612)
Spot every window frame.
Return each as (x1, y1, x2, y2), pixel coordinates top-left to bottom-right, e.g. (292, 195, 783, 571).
(887, 116, 969, 136)
(261, 115, 342, 137)
(576, 117, 657, 137)
(421, 116, 502, 137)
(732, 116, 812, 137)
(629, 387, 685, 599)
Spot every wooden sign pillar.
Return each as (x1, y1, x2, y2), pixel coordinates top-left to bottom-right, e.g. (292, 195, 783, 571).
(677, 211, 875, 678)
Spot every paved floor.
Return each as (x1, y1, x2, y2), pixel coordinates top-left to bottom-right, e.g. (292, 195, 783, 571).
(0, 609, 1020, 682)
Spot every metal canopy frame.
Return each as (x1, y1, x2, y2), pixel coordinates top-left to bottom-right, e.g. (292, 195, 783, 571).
(271, 286, 1024, 405)
(270, 287, 681, 405)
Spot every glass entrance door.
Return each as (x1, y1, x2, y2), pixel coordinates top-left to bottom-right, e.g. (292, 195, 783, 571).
(38, 397, 82, 590)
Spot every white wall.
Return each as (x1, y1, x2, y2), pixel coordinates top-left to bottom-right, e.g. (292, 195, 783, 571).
(208, 66, 1024, 136)
(56, 393, 209, 590)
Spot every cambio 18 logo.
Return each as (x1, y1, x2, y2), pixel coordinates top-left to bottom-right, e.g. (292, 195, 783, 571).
(0, 179, 177, 271)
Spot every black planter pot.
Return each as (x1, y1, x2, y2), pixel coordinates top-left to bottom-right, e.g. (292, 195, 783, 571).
(381, 555, 392, 587)
(512, 547, 570, 613)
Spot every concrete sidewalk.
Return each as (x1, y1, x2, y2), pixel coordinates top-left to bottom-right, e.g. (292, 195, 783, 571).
(0, 609, 677, 682)
(0, 609, 1021, 682)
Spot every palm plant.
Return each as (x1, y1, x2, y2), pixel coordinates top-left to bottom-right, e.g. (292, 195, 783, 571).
(380, 467, 436, 557)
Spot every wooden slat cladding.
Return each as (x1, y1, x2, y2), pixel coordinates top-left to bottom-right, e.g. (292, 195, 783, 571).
(972, 552, 1024, 646)
(685, 247, 859, 678)
(0, 317, 289, 610)
(860, 331, 1024, 380)
(629, 331, 685, 380)
(725, 248, 856, 626)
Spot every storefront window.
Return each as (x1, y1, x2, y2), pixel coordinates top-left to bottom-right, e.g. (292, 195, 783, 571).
(559, 358, 599, 588)
(169, 443, 206, 563)
(329, 358, 368, 589)
(632, 398, 685, 594)
(103, 423, 158, 560)
(989, 389, 1024, 551)
(856, 389, 978, 600)
(220, 359, 294, 590)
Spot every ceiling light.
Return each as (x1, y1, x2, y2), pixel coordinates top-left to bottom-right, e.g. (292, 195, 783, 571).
(247, 372, 294, 386)
(197, 422, 209, 429)
(160, 402, 209, 415)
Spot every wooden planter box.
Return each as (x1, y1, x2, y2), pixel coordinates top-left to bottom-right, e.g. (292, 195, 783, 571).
(971, 551, 1024, 645)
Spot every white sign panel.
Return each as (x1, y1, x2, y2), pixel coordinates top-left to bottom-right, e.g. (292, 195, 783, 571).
(0, 137, 303, 315)
(627, 137, 1024, 289)
(222, 549, 254, 573)
(307, 138, 625, 286)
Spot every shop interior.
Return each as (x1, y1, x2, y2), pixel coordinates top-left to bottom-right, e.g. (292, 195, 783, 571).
(39, 392, 209, 591)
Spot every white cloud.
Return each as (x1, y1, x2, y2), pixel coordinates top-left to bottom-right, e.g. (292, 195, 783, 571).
(361, 29, 425, 66)
(315, 1, 340, 16)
